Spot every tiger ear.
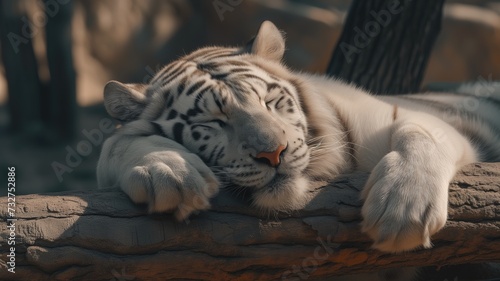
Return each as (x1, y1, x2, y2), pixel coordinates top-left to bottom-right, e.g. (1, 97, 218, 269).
(245, 21, 285, 62)
(103, 80, 147, 122)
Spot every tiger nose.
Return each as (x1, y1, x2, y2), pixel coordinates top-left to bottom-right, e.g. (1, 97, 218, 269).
(255, 145, 287, 167)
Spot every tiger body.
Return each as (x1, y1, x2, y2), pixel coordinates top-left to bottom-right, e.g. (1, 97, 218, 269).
(97, 21, 500, 257)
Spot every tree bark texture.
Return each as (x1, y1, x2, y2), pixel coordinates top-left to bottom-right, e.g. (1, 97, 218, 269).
(327, 0, 445, 94)
(1, 163, 499, 281)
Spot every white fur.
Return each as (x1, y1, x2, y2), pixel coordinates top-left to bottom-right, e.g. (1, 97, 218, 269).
(98, 130, 219, 221)
(97, 21, 499, 260)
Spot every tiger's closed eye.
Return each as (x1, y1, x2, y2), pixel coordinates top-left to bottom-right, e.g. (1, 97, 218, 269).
(209, 119, 226, 128)
(194, 119, 226, 128)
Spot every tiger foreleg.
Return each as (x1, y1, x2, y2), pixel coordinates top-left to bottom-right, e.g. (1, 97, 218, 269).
(360, 115, 476, 252)
(98, 135, 220, 221)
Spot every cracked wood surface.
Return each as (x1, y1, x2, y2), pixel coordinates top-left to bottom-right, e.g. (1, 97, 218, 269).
(1, 163, 499, 281)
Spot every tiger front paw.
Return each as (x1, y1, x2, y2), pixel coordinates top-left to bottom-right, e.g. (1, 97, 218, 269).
(360, 151, 449, 252)
(120, 151, 219, 221)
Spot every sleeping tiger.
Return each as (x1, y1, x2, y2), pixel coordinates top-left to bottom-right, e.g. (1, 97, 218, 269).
(97, 21, 500, 255)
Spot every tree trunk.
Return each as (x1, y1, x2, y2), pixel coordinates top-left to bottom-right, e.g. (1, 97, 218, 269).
(327, 0, 445, 94)
(0, 0, 42, 134)
(1, 163, 499, 281)
(44, 0, 77, 141)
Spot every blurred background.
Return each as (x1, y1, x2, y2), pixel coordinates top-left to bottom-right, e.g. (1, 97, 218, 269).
(0, 0, 499, 195)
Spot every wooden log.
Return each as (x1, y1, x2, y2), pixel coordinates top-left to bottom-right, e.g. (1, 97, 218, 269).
(1, 162, 499, 281)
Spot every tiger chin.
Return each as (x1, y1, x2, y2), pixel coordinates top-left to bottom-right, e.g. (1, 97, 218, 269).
(97, 20, 500, 258)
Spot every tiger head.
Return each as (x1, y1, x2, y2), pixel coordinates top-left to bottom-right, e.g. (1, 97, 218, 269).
(104, 21, 315, 210)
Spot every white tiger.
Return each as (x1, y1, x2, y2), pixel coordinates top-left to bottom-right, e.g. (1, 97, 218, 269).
(97, 21, 500, 259)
